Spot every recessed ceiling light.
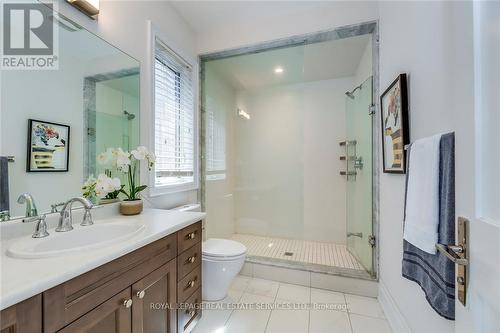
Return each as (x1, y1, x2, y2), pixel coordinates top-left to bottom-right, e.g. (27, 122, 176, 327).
(274, 67, 284, 74)
(237, 109, 251, 120)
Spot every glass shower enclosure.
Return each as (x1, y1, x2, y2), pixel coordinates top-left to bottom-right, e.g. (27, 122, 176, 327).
(345, 77, 374, 275)
(201, 26, 378, 280)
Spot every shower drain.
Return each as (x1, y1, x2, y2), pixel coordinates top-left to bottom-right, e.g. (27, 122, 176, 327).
(284, 252, 294, 256)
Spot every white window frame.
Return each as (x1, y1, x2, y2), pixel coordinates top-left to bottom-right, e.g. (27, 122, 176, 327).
(147, 22, 199, 196)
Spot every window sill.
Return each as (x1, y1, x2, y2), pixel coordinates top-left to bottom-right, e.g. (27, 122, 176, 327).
(148, 182, 198, 197)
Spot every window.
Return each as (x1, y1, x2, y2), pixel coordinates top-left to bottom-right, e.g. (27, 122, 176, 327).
(205, 96, 226, 179)
(154, 38, 196, 190)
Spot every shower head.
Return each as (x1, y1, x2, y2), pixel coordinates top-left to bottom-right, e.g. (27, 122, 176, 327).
(345, 91, 355, 99)
(345, 84, 362, 100)
(123, 110, 135, 120)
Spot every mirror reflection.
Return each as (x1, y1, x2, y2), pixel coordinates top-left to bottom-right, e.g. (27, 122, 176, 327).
(0, 7, 140, 220)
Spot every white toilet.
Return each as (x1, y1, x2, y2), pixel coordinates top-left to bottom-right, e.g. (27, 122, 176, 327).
(202, 238, 247, 301)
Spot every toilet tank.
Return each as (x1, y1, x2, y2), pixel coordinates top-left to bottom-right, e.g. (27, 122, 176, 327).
(170, 203, 205, 239)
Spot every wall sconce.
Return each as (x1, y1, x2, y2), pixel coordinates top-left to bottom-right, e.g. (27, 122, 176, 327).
(66, 0, 99, 19)
(237, 109, 250, 120)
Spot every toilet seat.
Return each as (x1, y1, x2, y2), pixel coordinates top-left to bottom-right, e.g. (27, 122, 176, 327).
(201, 238, 247, 301)
(202, 252, 247, 262)
(202, 238, 247, 260)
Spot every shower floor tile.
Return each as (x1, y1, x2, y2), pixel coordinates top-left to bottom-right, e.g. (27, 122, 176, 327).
(231, 234, 368, 277)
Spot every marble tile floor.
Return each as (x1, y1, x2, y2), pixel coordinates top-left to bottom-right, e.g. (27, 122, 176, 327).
(192, 275, 392, 333)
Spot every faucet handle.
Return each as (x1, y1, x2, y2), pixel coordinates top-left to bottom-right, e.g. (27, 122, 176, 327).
(81, 208, 93, 226)
(0, 210, 10, 222)
(28, 214, 49, 238)
(50, 202, 66, 213)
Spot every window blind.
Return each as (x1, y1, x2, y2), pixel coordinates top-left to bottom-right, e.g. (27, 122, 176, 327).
(154, 38, 195, 187)
(205, 96, 226, 174)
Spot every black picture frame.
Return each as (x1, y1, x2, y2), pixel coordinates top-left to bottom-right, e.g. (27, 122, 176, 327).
(27, 119, 70, 172)
(380, 73, 409, 174)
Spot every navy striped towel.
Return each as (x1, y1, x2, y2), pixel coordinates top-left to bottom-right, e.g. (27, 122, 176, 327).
(402, 132, 455, 320)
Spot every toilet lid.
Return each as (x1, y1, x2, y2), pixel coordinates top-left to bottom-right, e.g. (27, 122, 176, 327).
(202, 239, 247, 258)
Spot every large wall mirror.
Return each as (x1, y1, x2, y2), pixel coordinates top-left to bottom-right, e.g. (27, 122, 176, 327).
(0, 4, 140, 220)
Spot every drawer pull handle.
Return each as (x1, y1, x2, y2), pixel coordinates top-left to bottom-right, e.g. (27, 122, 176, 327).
(185, 232, 196, 240)
(186, 279, 196, 289)
(186, 255, 196, 264)
(186, 310, 196, 317)
(123, 299, 133, 308)
(136, 290, 146, 299)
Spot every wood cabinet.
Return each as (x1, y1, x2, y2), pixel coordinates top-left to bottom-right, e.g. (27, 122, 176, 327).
(0, 221, 202, 333)
(131, 260, 177, 333)
(0, 295, 42, 333)
(176, 223, 202, 333)
(57, 288, 132, 333)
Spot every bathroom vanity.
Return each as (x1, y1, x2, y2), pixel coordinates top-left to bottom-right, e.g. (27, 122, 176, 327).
(0, 209, 204, 333)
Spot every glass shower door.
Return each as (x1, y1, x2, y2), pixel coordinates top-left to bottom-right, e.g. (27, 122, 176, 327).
(345, 77, 373, 274)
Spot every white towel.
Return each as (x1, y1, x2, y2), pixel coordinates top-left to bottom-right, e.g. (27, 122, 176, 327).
(403, 134, 442, 254)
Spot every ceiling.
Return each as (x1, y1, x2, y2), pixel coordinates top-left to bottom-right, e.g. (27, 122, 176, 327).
(206, 34, 371, 90)
(99, 74, 140, 98)
(170, 1, 336, 35)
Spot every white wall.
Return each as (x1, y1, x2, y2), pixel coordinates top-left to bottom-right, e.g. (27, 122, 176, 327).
(197, 1, 379, 54)
(354, 36, 372, 87)
(1, 54, 85, 217)
(302, 79, 351, 244)
(234, 78, 351, 243)
(378, 1, 474, 332)
(56, 0, 199, 208)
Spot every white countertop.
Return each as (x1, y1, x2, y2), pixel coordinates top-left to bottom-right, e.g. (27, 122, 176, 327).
(0, 208, 206, 310)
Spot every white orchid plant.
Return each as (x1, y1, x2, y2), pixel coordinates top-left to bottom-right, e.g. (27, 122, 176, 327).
(95, 146, 155, 201)
(82, 173, 122, 201)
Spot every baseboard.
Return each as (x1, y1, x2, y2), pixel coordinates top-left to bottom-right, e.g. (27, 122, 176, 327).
(378, 279, 412, 333)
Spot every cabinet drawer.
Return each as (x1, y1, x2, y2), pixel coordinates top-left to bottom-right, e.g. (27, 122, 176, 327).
(177, 242, 201, 281)
(57, 288, 131, 333)
(44, 233, 176, 332)
(177, 287, 202, 333)
(177, 265, 201, 303)
(177, 222, 201, 253)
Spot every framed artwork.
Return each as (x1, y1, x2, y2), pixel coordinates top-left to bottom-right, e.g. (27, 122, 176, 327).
(27, 119, 70, 172)
(380, 73, 409, 174)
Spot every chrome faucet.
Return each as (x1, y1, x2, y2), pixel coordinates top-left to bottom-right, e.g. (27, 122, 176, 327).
(56, 197, 93, 232)
(24, 214, 49, 238)
(17, 193, 38, 217)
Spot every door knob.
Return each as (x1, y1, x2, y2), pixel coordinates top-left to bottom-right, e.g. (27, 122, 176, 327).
(435, 244, 468, 266)
(123, 299, 133, 308)
(136, 290, 146, 299)
(436, 217, 469, 306)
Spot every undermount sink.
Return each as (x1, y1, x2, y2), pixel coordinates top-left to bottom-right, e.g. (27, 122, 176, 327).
(6, 222, 146, 259)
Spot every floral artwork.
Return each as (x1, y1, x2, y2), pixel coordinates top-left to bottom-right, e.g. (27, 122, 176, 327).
(27, 119, 70, 172)
(380, 74, 409, 173)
